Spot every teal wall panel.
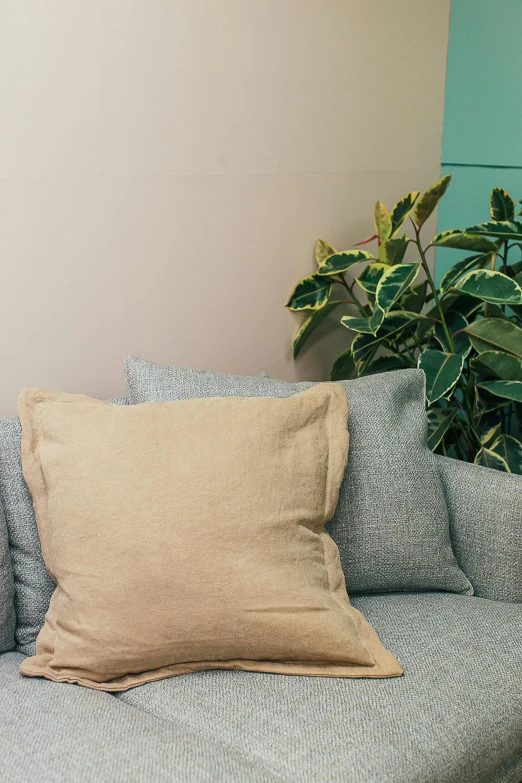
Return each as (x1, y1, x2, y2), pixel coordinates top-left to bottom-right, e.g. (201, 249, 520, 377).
(435, 165, 522, 283)
(442, 0, 522, 166)
(436, 0, 522, 283)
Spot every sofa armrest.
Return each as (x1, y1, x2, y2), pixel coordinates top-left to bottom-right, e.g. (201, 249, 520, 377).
(436, 454, 522, 603)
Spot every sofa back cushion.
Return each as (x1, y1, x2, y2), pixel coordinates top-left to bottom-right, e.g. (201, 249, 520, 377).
(18, 385, 402, 690)
(437, 454, 522, 603)
(0, 397, 128, 654)
(0, 497, 15, 652)
(124, 356, 472, 596)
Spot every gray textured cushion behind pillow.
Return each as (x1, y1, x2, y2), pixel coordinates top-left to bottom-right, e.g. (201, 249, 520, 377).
(0, 497, 15, 652)
(0, 397, 128, 655)
(124, 356, 472, 596)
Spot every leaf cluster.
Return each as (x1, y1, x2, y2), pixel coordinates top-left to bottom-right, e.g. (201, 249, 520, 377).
(286, 181, 522, 472)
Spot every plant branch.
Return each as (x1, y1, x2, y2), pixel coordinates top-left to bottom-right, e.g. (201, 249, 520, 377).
(337, 276, 367, 316)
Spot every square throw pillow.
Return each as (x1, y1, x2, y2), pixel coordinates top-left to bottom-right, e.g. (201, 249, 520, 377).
(124, 356, 473, 596)
(0, 397, 127, 655)
(18, 385, 402, 691)
(0, 498, 15, 652)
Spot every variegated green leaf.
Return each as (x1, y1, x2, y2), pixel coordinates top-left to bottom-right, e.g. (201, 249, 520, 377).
(390, 191, 419, 237)
(465, 220, 522, 240)
(452, 269, 522, 305)
(414, 175, 452, 228)
(401, 280, 427, 313)
(330, 349, 355, 381)
(375, 263, 421, 312)
(480, 421, 501, 447)
(292, 301, 344, 358)
(431, 229, 498, 253)
(315, 239, 338, 267)
(351, 311, 426, 374)
(316, 249, 373, 277)
(427, 407, 457, 450)
(377, 235, 409, 265)
(341, 307, 384, 336)
(476, 380, 522, 403)
(490, 434, 522, 474)
(439, 253, 495, 293)
(434, 311, 471, 357)
(470, 350, 522, 381)
(490, 187, 515, 222)
(418, 349, 464, 405)
(464, 319, 522, 360)
(285, 275, 332, 311)
(474, 447, 509, 472)
(355, 262, 388, 294)
(374, 202, 392, 243)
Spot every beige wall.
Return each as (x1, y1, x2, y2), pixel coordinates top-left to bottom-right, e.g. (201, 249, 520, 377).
(0, 0, 451, 414)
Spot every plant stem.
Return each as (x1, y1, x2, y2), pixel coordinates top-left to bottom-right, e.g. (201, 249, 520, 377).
(410, 219, 455, 353)
(338, 277, 367, 317)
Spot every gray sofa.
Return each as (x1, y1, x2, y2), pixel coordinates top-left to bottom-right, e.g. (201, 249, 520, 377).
(0, 376, 521, 782)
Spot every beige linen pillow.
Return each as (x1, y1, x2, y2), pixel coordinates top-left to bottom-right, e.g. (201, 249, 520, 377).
(18, 385, 402, 691)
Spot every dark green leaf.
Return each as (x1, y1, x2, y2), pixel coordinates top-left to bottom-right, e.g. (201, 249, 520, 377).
(414, 175, 452, 228)
(341, 307, 384, 336)
(316, 249, 373, 277)
(315, 239, 337, 267)
(476, 380, 522, 403)
(401, 280, 427, 313)
(375, 263, 421, 312)
(374, 202, 392, 243)
(509, 258, 522, 277)
(464, 318, 522, 360)
(427, 407, 457, 450)
(474, 447, 509, 472)
(490, 187, 515, 222)
(359, 354, 415, 376)
(434, 311, 470, 356)
(389, 191, 419, 236)
(418, 349, 464, 405)
(292, 301, 344, 358)
(470, 350, 522, 381)
(465, 220, 522, 239)
(330, 349, 355, 381)
(285, 275, 332, 311)
(490, 434, 522, 474)
(439, 253, 495, 293)
(355, 262, 388, 294)
(431, 229, 498, 253)
(377, 235, 409, 265)
(452, 269, 522, 305)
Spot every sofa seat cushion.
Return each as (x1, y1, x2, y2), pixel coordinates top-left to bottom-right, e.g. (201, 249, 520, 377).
(116, 593, 522, 783)
(0, 652, 280, 783)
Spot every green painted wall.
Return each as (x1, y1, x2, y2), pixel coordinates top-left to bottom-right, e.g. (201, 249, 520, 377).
(436, 0, 522, 283)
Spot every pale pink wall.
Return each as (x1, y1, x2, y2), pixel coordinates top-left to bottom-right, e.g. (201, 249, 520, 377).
(0, 0, 451, 414)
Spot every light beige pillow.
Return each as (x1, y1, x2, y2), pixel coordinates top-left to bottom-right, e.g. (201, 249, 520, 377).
(18, 384, 402, 691)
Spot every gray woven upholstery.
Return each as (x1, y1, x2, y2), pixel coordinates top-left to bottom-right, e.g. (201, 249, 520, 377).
(0, 652, 278, 783)
(0, 397, 128, 655)
(116, 592, 522, 783)
(0, 416, 55, 655)
(124, 356, 472, 595)
(437, 455, 522, 603)
(0, 498, 15, 652)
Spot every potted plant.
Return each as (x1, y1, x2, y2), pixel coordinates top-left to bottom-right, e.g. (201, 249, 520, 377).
(286, 178, 522, 473)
